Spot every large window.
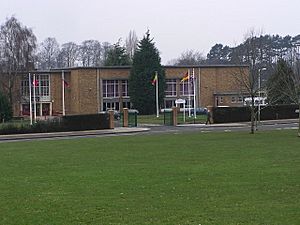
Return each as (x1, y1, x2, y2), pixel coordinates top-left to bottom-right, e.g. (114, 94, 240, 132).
(102, 80, 119, 98)
(39, 75, 50, 96)
(180, 81, 194, 96)
(21, 74, 50, 97)
(103, 102, 120, 111)
(121, 80, 129, 97)
(165, 79, 177, 97)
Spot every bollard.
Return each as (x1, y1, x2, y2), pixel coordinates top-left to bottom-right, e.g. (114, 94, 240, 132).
(108, 110, 114, 129)
(172, 107, 178, 126)
(123, 108, 129, 127)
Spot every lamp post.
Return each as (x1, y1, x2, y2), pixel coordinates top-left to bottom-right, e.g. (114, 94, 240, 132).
(258, 67, 267, 125)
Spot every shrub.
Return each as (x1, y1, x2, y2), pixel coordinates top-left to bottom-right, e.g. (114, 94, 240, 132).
(62, 113, 109, 131)
(0, 92, 12, 123)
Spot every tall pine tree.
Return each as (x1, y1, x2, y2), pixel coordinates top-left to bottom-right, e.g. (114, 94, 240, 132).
(104, 40, 131, 66)
(0, 91, 12, 122)
(267, 59, 294, 104)
(129, 31, 165, 115)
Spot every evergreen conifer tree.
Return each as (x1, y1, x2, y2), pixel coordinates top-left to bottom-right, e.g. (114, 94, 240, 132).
(104, 41, 131, 66)
(0, 92, 12, 122)
(267, 59, 294, 104)
(129, 31, 165, 115)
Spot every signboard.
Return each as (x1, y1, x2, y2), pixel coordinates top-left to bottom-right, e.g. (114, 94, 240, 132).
(175, 99, 186, 104)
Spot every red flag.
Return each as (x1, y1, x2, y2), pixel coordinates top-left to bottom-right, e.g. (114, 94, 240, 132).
(63, 79, 69, 88)
(32, 79, 39, 87)
(151, 74, 158, 86)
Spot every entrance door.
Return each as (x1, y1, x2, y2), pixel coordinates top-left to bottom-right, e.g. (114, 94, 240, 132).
(42, 103, 50, 116)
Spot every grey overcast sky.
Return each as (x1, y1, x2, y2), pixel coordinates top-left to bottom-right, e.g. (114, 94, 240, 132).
(1, 0, 300, 64)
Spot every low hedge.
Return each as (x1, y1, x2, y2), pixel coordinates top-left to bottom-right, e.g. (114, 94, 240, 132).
(62, 113, 109, 131)
(212, 104, 299, 123)
(0, 113, 110, 135)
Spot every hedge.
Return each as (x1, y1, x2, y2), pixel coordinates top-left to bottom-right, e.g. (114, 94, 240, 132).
(0, 113, 110, 135)
(212, 104, 299, 123)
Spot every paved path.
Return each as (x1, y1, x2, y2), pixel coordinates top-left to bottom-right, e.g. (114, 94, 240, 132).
(0, 119, 298, 143)
(0, 127, 150, 142)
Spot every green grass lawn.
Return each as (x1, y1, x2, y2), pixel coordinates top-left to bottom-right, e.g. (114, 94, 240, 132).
(0, 130, 299, 225)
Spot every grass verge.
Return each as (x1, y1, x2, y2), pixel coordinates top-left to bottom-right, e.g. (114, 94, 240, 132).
(0, 130, 299, 224)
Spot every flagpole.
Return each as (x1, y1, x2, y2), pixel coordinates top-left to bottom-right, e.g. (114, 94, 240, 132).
(155, 71, 159, 118)
(29, 73, 33, 125)
(193, 68, 197, 119)
(62, 70, 65, 116)
(33, 73, 37, 123)
(188, 69, 191, 117)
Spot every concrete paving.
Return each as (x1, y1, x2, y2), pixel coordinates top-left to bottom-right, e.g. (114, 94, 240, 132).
(0, 118, 298, 142)
(0, 127, 150, 142)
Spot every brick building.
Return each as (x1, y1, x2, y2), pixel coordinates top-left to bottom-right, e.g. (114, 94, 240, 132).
(8, 65, 249, 117)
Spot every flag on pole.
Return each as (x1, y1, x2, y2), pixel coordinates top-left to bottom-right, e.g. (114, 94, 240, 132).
(63, 79, 70, 88)
(180, 71, 189, 82)
(32, 79, 39, 87)
(151, 74, 158, 85)
(153, 71, 159, 118)
(190, 71, 195, 85)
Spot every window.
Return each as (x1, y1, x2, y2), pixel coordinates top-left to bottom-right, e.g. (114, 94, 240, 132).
(180, 80, 194, 96)
(21, 74, 50, 97)
(165, 100, 175, 108)
(122, 101, 131, 109)
(103, 102, 120, 111)
(121, 80, 129, 97)
(39, 75, 50, 96)
(165, 79, 176, 96)
(231, 96, 236, 103)
(238, 96, 243, 103)
(219, 96, 223, 103)
(102, 80, 119, 98)
(21, 79, 30, 96)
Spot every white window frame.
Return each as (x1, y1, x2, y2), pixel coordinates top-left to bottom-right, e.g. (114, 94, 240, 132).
(165, 79, 177, 97)
(102, 80, 119, 98)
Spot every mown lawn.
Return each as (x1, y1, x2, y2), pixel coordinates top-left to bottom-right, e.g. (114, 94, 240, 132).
(0, 130, 299, 225)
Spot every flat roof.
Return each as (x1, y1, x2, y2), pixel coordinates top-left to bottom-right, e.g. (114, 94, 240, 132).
(11, 64, 248, 74)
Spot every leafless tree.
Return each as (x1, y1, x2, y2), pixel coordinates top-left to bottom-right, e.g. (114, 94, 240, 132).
(0, 16, 37, 103)
(79, 40, 102, 67)
(125, 30, 138, 60)
(101, 42, 112, 65)
(36, 37, 60, 69)
(232, 29, 266, 134)
(170, 49, 205, 65)
(57, 42, 79, 67)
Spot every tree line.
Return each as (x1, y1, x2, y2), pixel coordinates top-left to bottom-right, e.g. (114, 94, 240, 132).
(0, 16, 138, 73)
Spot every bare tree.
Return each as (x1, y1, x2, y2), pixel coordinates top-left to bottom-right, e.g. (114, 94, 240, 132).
(170, 49, 205, 65)
(79, 40, 103, 67)
(125, 30, 138, 60)
(0, 16, 37, 104)
(57, 42, 79, 67)
(36, 37, 60, 69)
(232, 30, 266, 134)
(101, 42, 112, 65)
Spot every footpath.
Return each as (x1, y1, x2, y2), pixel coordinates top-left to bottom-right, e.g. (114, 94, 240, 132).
(0, 127, 150, 142)
(0, 119, 298, 142)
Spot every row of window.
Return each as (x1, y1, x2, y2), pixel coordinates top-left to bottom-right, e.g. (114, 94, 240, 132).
(216, 96, 244, 104)
(165, 79, 194, 96)
(102, 80, 129, 98)
(21, 77, 195, 99)
(21, 74, 50, 97)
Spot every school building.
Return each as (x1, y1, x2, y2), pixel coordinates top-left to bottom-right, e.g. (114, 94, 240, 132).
(8, 65, 249, 117)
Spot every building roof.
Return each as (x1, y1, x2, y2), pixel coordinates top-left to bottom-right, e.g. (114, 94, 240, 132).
(12, 64, 248, 74)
